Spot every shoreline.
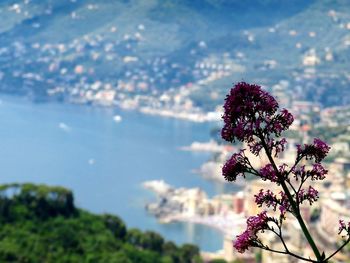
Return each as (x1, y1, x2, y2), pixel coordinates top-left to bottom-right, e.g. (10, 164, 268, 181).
(159, 213, 246, 237)
(139, 106, 221, 123)
(143, 180, 246, 241)
(0, 93, 222, 124)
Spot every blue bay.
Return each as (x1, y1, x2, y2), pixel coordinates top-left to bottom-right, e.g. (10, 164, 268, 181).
(0, 96, 234, 251)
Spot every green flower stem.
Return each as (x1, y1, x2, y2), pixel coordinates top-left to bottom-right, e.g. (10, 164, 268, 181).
(259, 135, 323, 262)
(280, 180, 322, 262)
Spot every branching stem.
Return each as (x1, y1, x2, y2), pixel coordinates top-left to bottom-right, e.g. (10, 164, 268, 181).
(258, 131, 323, 262)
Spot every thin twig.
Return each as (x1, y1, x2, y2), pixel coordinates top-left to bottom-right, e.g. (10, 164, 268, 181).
(324, 238, 350, 262)
(260, 246, 319, 263)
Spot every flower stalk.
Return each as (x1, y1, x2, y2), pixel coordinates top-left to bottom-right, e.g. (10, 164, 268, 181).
(221, 82, 349, 262)
(259, 133, 323, 261)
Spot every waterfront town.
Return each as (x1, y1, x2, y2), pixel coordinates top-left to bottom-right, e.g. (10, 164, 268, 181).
(1, 1, 350, 123)
(144, 93, 350, 263)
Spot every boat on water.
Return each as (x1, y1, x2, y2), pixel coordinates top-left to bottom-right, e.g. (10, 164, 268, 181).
(58, 122, 71, 132)
(113, 115, 122, 122)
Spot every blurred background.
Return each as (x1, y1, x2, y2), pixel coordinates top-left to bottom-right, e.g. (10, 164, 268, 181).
(0, 0, 350, 262)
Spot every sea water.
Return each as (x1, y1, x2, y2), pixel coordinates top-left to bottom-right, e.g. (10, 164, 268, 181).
(0, 95, 237, 251)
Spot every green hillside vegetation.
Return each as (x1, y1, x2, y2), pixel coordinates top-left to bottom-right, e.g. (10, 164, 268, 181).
(0, 0, 319, 100)
(0, 0, 349, 108)
(188, 0, 350, 109)
(0, 183, 202, 263)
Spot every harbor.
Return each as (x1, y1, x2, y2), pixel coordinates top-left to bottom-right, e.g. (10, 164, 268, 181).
(143, 180, 246, 238)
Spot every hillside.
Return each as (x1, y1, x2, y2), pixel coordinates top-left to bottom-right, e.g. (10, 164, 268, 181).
(0, 183, 202, 263)
(0, 0, 349, 108)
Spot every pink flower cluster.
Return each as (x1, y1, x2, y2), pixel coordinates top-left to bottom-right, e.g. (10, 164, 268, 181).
(222, 150, 248, 182)
(271, 138, 287, 157)
(233, 211, 270, 253)
(255, 190, 277, 210)
(297, 138, 331, 163)
(249, 138, 287, 157)
(298, 186, 319, 205)
(259, 164, 278, 182)
(254, 190, 290, 215)
(338, 220, 350, 236)
(309, 163, 328, 180)
(259, 163, 287, 183)
(292, 163, 328, 181)
(266, 109, 294, 137)
(221, 82, 293, 143)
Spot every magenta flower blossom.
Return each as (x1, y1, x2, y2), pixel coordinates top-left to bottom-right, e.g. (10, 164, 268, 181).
(298, 186, 319, 205)
(248, 138, 288, 157)
(248, 141, 264, 156)
(278, 191, 290, 216)
(259, 164, 278, 182)
(309, 163, 328, 180)
(338, 220, 350, 236)
(292, 163, 327, 182)
(339, 220, 347, 234)
(255, 189, 278, 210)
(247, 211, 269, 230)
(221, 82, 279, 143)
(233, 230, 255, 253)
(265, 109, 294, 137)
(297, 138, 331, 163)
(273, 138, 287, 157)
(338, 220, 350, 240)
(222, 150, 248, 181)
(221, 82, 293, 161)
(254, 189, 290, 216)
(307, 186, 319, 201)
(234, 211, 270, 253)
(291, 165, 306, 180)
(275, 109, 294, 131)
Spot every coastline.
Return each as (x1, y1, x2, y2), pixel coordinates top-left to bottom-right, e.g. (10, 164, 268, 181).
(139, 106, 221, 123)
(159, 213, 246, 237)
(143, 180, 246, 240)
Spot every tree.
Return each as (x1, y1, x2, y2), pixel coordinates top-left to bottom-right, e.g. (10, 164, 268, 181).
(209, 259, 227, 263)
(0, 183, 203, 262)
(126, 228, 143, 248)
(141, 231, 165, 253)
(102, 214, 127, 240)
(163, 241, 180, 262)
(179, 244, 200, 263)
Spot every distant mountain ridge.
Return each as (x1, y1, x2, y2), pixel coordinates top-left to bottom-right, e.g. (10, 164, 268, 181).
(0, 0, 348, 108)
